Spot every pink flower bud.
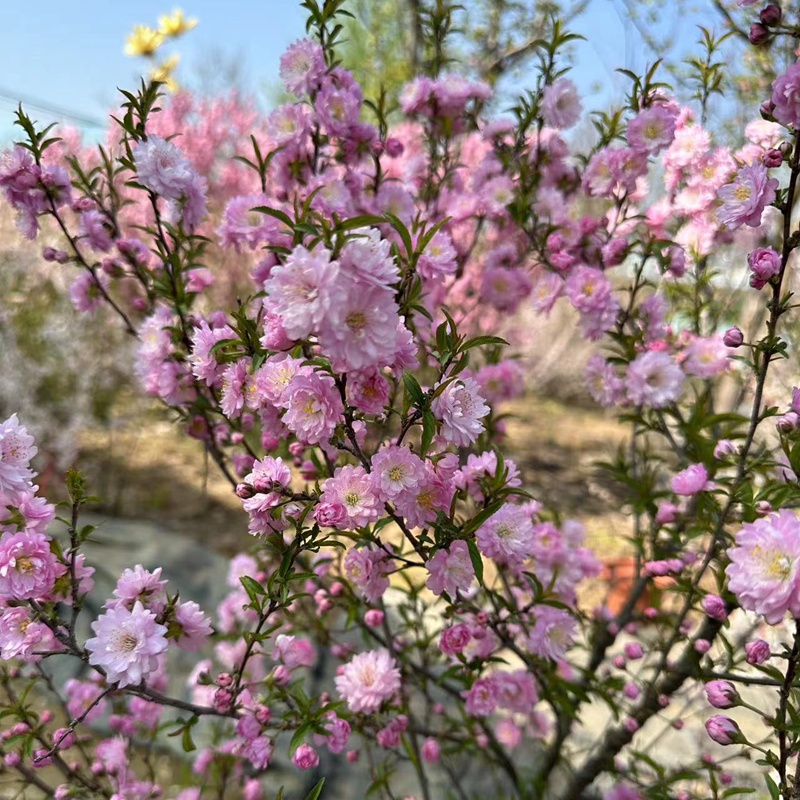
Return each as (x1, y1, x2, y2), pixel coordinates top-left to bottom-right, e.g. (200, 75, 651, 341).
(749, 22, 769, 44)
(745, 638, 771, 664)
(705, 680, 739, 709)
(421, 737, 440, 762)
(364, 609, 385, 627)
(702, 595, 728, 622)
(623, 718, 639, 733)
(714, 439, 737, 459)
(755, 500, 773, 516)
(723, 327, 743, 348)
(705, 715, 742, 745)
(763, 148, 784, 167)
(624, 642, 643, 660)
(236, 482, 256, 499)
(292, 743, 319, 770)
(217, 672, 233, 688)
(760, 4, 781, 25)
(695, 638, 712, 654)
(4, 752, 21, 767)
(347, 749, 360, 762)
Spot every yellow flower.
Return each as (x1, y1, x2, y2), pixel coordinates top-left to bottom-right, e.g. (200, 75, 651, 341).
(150, 55, 181, 93)
(158, 9, 198, 38)
(124, 25, 165, 57)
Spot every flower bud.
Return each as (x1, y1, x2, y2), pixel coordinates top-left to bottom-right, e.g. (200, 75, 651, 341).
(763, 148, 784, 167)
(755, 500, 773, 516)
(761, 99, 776, 119)
(236, 482, 255, 499)
(695, 638, 712, 654)
(702, 594, 728, 622)
(364, 609, 385, 627)
(723, 327, 743, 348)
(421, 737, 440, 762)
(748, 22, 769, 44)
(760, 4, 781, 25)
(705, 680, 739, 709)
(705, 715, 743, 745)
(745, 638, 771, 664)
(714, 439, 737, 459)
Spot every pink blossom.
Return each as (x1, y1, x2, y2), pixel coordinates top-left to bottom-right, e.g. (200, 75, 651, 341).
(425, 540, 475, 597)
(585, 355, 624, 408)
(431, 377, 489, 447)
(315, 712, 351, 754)
(527, 605, 577, 660)
(335, 649, 402, 714)
(109, 565, 167, 615)
(344, 546, 394, 603)
(133, 136, 195, 199)
(681, 336, 729, 378)
(626, 351, 684, 408)
(627, 105, 677, 154)
(172, 601, 213, 651)
(0, 531, 65, 601)
(747, 247, 781, 290)
(0, 414, 38, 495)
(292, 742, 320, 770)
(370, 445, 425, 502)
(771, 63, 800, 129)
(347, 369, 391, 415)
(263, 245, 340, 340)
(705, 680, 739, 709)
(727, 511, 800, 623)
(0, 606, 48, 660)
(542, 78, 582, 129)
(280, 39, 326, 96)
(463, 677, 498, 716)
(321, 465, 381, 530)
(671, 463, 711, 496)
(281, 371, 344, 446)
(272, 634, 316, 669)
(439, 624, 472, 656)
(745, 638, 771, 664)
(319, 280, 402, 372)
(421, 737, 440, 762)
(86, 600, 168, 687)
(716, 162, 778, 229)
(476, 504, 534, 564)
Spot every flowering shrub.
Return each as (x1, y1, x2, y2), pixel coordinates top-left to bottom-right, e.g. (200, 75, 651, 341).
(6, 2, 800, 799)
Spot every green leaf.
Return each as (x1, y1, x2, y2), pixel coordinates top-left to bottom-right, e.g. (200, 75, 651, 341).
(402, 373, 424, 407)
(467, 539, 484, 585)
(420, 411, 436, 457)
(303, 778, 325, 800)
(240, 575, 265, 605)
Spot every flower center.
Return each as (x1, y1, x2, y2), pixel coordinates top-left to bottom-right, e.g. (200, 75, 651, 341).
(734, 185, 751, 202)
(16, 556, 34, 573)
(345, 492, 361, 507)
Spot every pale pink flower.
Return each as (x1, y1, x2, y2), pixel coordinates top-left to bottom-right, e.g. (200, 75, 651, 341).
(280, 39, 326, 96)
(671, 463, 711, 496)
(321, 465, 381, 530)
(627, 105, 677, 154)
(133, 136, 195, 199)
(431, 377, 489, 447)
(189, 320, 236, 387)
(771, 63, 800, 129)
(726, 510, 800, 623)
(476, 504, 534, 564)
(172, 601, 213, 651)
(527, 605, 577, 660)
(542, 78, 582, 129)
(318, 280, 401, 372)
(281, 372, 344, 445)
(263, 245, 340, 340)
(0, 414, 38, 495)
(425, 540, 475, 597)
(339, 228, 398, 288)
(0, 531, 65, 601)
(345, 546, 394, 603)
(370, 445, 425, 502)
(272, 634, 316, 669)
(347, 369, 391, 415)
(462, 677, 498, 716)
(335, 649, 402, 713)
(0, 606, 48, 660)
(585, 355, 624, 408)
(717, 162, 778, 229)
(109, 565, 167, 615)
(682, 336, 729, 378)
(86, 600, 169, 687)
(626, 351, 684, 408)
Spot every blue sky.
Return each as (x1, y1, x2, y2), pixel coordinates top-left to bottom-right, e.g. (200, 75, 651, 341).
(0, 0, 726, 144)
